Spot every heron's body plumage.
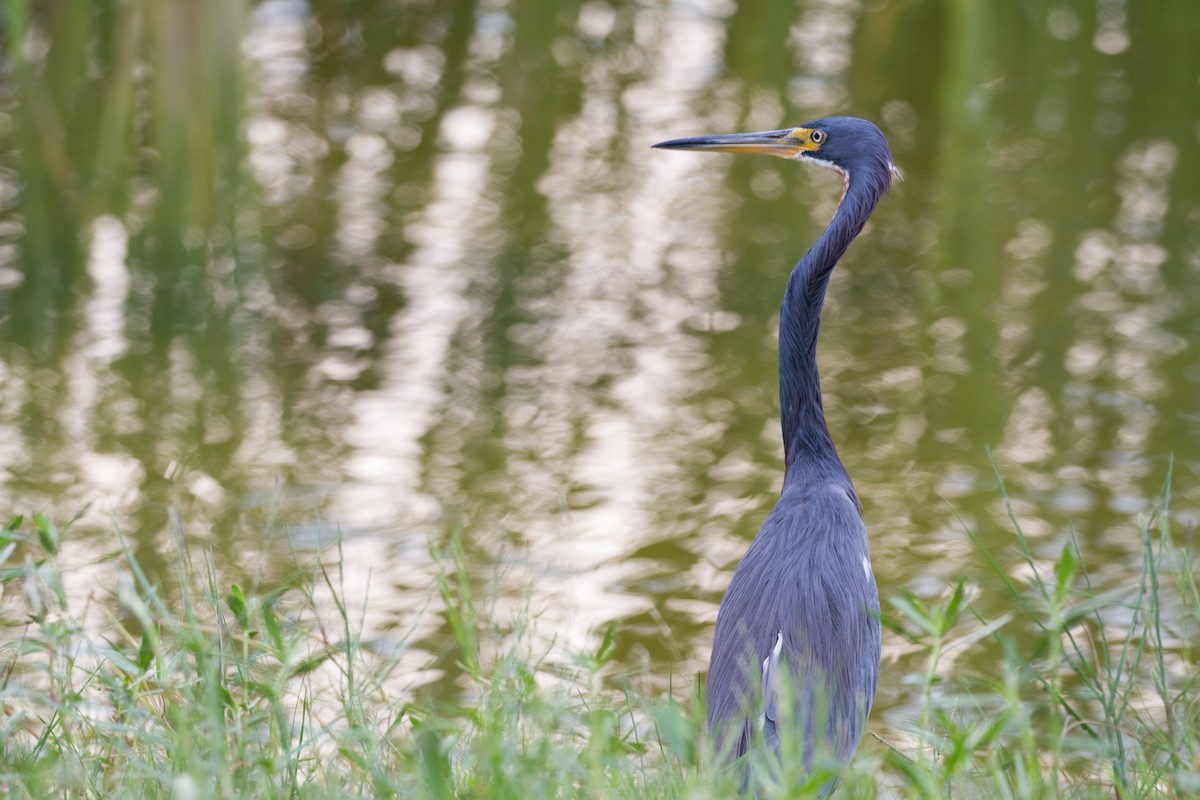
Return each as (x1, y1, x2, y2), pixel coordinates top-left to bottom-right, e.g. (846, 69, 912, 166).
(655, 117, 896, 795)
(706, 482, 880, 784)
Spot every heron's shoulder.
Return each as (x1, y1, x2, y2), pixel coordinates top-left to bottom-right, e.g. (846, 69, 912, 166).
(741, 484, 864, 555)
(772, 480, 862, 518)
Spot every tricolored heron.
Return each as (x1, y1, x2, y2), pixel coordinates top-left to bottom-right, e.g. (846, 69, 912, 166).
(654, 117, 897, 793)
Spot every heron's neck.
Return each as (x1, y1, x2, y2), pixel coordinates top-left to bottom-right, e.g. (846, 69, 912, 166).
(778, 171, 878, 483)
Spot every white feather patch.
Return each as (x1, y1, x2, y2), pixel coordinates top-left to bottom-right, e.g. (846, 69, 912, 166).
(759, 631, 785, 731)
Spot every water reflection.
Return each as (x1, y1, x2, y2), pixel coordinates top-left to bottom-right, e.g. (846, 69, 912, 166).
(1, 0, 1197, 739)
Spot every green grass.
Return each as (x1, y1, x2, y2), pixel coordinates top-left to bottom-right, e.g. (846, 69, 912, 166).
(1, 472, 1197, 799)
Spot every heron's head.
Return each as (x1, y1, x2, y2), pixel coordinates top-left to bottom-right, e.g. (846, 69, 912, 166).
(653, 116, 899, 194)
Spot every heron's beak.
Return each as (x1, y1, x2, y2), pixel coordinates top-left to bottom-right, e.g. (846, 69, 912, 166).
(652, 127, 820, 159)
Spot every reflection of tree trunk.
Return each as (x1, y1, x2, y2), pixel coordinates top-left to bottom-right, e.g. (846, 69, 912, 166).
(9, 134, 85, 358)
(407, 0, 588, 703)
(1127, 0, 1200, 478)
(388, 0, 478, 231)
(1015, 2, 1100, 392)
(8, 4, 90, 358)
(438, 0, 584, 500)
(1016, 5, 1122, 545)
(926, 0, 1006, 448)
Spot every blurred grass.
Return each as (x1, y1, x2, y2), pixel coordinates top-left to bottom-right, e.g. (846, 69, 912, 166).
(1, 471, 1197, 798)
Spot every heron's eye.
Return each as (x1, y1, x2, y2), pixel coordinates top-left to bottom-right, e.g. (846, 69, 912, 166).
(811, 130, 826, 145)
